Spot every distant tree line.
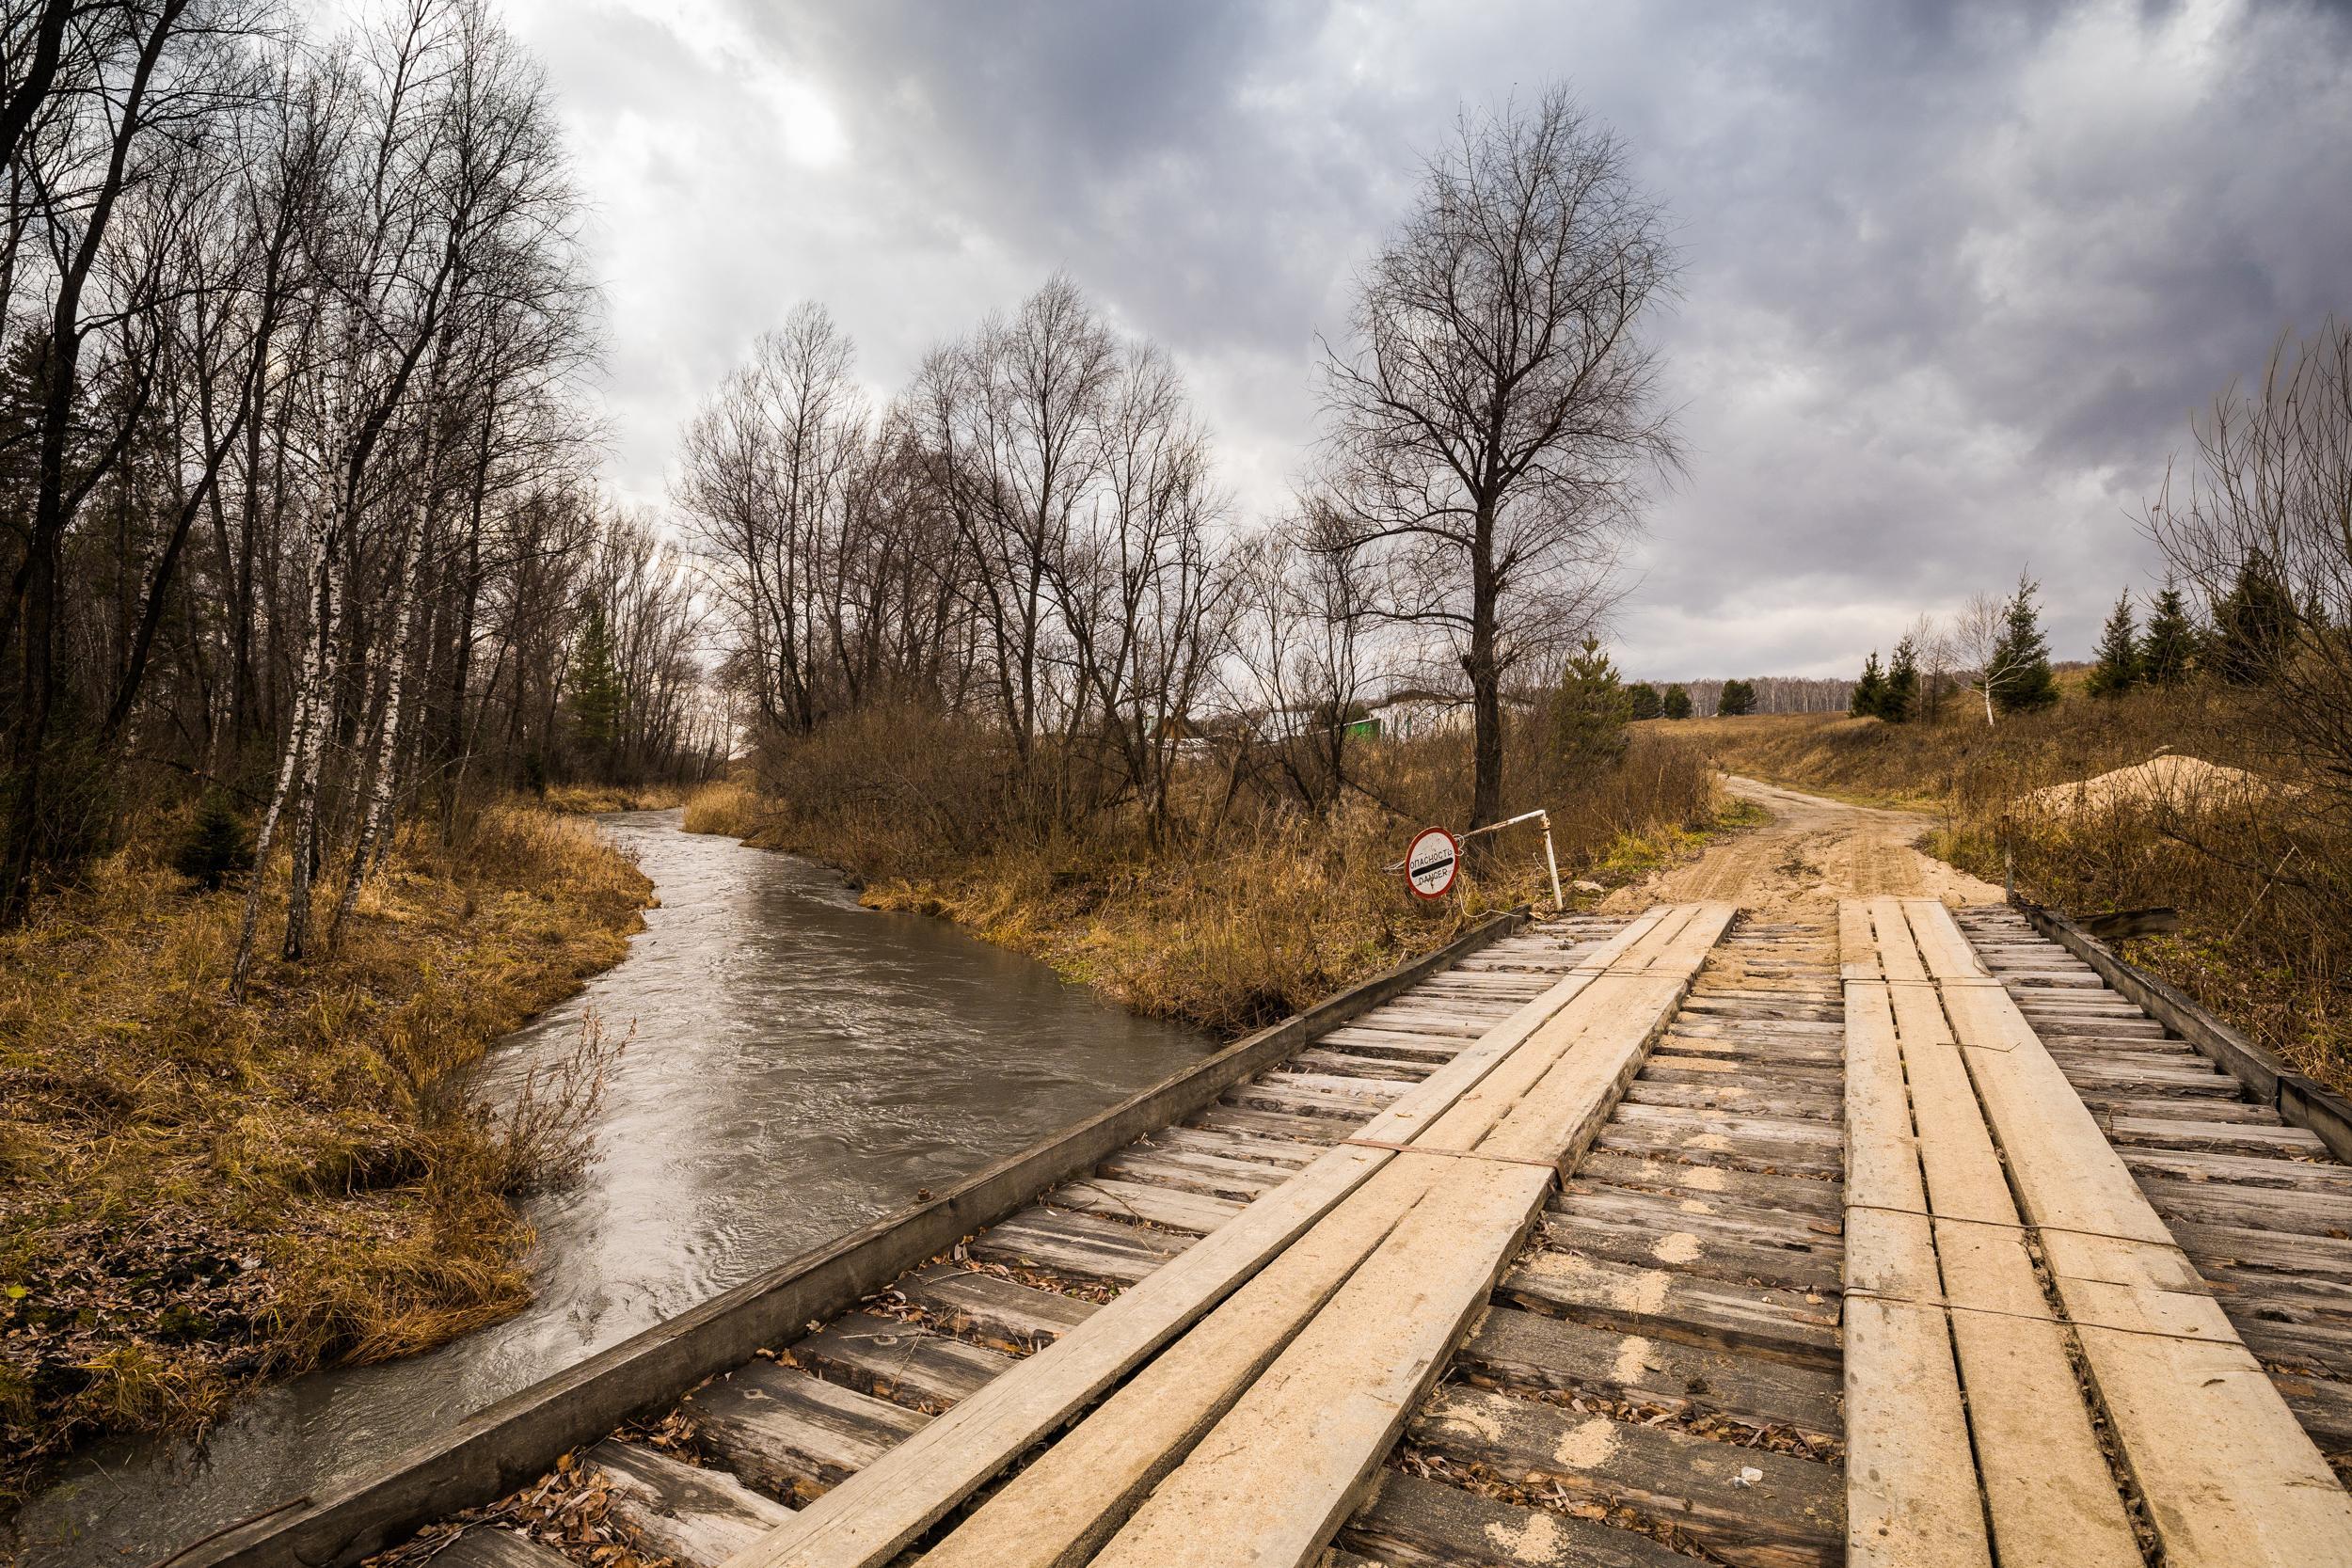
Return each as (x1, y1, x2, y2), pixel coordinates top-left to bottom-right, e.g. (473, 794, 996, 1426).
(0, 1, 716, 945)
(1618, 674, 1847, 720)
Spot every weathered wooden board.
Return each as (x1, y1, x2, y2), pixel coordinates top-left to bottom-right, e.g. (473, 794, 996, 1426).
(1836, 942, 1991, 1568)
(1871, 899, 2141, 1567)
(588, 1439, 793, 1567)
(910, 909, 1730, 1568)
(1408, 1384, 1844, 1568)
(1913, 898, 2352, 1567)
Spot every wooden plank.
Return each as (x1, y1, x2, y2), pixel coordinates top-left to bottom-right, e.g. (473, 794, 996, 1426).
(188, 908, 1544, 1568)
(1097, 1147, 1283, 1201)
(1912, 898, 2352, 1566)
(1340, 1469, 1691, 1568)
(587, 1439, 793, 1567)
(1870, 899, 2141, 1567)
(790, 1314, 1016, 1410)
(1143, 1126, 1319, 1168)
(892, 1264, 1093, 1354)
(719, 911, 1687, 1568)
(433, 1531, 574, 1568)
(2106, 1117, 2329, 1157)
(1836, 950, 1991, 1568)
(2122, 1145, 2352, 1192)
(1540, 1209, 1841, 1296)
(968, 1209, 1187, 1287)
(1087, 1163, 1558, 1568)
(1498, 1249, 1840, 1370)
(684, 1362, 928, 1505)
(1048, 1176, 1246, 1233)
(1452, 1305, 1842, 1441)
(1570, 1151, 1844, 1219)
(914, 909, 1731, 1568)
(1409, 1385, 1843, 1567)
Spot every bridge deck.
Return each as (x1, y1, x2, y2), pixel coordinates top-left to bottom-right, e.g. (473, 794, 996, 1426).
(320, 902, 2352, 1568)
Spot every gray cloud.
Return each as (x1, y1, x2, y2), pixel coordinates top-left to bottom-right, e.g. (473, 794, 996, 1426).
(503, 0, 2352, 679)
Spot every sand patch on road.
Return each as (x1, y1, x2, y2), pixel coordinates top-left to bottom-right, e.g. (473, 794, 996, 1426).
(1603, 775, 2002, 918)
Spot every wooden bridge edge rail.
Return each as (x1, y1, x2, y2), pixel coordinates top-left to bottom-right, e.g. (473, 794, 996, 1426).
(2017, 899, 2352, 1164)
(181, 908, 1537, 1568)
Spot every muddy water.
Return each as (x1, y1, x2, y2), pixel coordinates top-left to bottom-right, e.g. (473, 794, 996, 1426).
(15, 810, 1213, 1566)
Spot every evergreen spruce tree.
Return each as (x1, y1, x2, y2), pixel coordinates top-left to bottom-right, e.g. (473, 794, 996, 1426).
(174, 788, 253, 890)
(2140, 579, 2198, 687)
(2086, 590, 2142, 698)
(2208, 549, 2296, 686)
(1661, 683, 1692, 720)
(566, 598, 627, 766)
(1883, 638, 1919, 723)
(1548, 636, 1631, 774)
(1851, 651, 1885, 718)
(1989, 574, 2059, 714)
(1626, 682, 1664, 721)
(1717, 678, 1756, 717)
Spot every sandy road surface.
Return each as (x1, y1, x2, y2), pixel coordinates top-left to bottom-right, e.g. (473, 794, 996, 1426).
(1602, 774, 2003, 919)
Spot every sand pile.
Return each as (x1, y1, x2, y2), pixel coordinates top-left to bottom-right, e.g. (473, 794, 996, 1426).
(2022, 753, 2269, 818)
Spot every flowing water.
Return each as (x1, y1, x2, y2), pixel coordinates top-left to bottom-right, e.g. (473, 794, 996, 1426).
(14, 810, 1213, 1565)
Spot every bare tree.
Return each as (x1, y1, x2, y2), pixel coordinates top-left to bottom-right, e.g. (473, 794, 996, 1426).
(2148, 317, 2352, 819)
(1950, 588, 2048, 727)
(1314, 86, 1678, 830)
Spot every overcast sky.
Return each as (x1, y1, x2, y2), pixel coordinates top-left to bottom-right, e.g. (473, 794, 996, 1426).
(491, 0, 2352, 681)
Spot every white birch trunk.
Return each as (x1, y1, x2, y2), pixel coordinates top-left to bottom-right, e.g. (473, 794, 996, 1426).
(229, 519, 341, 996)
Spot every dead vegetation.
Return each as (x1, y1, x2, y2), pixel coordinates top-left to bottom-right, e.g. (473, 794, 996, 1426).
(0, 800, 650, 1505)
(689, 703, 1726, 1037)
(543, 784, 692, 816)
(1682, 695, 2352, 1088)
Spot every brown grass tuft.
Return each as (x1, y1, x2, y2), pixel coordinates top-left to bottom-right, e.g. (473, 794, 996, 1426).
(680, 779, 766, 839)
(541, 782, 688, 815)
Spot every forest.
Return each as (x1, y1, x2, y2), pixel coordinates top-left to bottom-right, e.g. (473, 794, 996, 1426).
(0, 0, 713, 960)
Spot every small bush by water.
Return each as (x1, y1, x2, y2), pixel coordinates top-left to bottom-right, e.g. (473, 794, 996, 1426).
(0, 799, 649, 1505)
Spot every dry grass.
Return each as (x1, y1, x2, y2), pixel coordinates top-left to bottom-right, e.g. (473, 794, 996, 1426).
(720, 705, 1728, 1037)
(0, 799, 650, 1504)
(680, 779, 766, 839)
(542, 782, 688, 815)
(1684, 697, 2352, 1087)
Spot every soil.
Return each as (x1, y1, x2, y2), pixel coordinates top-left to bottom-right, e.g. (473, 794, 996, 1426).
(2020, 753, 2266, 817)
(1602, 775, 2004, 918)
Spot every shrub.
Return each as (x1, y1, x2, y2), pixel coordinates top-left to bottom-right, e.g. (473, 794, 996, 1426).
(173, 789, 254, 890)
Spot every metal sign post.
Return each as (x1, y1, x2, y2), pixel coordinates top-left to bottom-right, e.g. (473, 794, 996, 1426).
(1390, 809, 1565, 911)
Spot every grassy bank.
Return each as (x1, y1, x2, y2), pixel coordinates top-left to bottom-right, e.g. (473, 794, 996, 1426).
(1677, 698, 2352, 1087)
(0, 800, 650, 1504)
(686, 710, 1731, 1037)
(543, 783, 689, 814)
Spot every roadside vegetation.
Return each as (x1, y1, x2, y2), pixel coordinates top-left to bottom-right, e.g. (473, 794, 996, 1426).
(691, 707, 1723, 1037)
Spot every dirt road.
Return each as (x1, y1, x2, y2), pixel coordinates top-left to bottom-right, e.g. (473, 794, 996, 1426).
(1602, 774, 2004, 918)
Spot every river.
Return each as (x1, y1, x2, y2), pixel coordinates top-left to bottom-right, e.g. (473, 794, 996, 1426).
(13, 810, 1213, 1566)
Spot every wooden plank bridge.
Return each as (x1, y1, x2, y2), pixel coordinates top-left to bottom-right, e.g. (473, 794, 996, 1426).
(183, 900, 2352, 1568)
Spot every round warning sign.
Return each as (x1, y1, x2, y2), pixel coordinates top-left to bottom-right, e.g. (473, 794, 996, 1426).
(1405, 827, 1460, 900)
